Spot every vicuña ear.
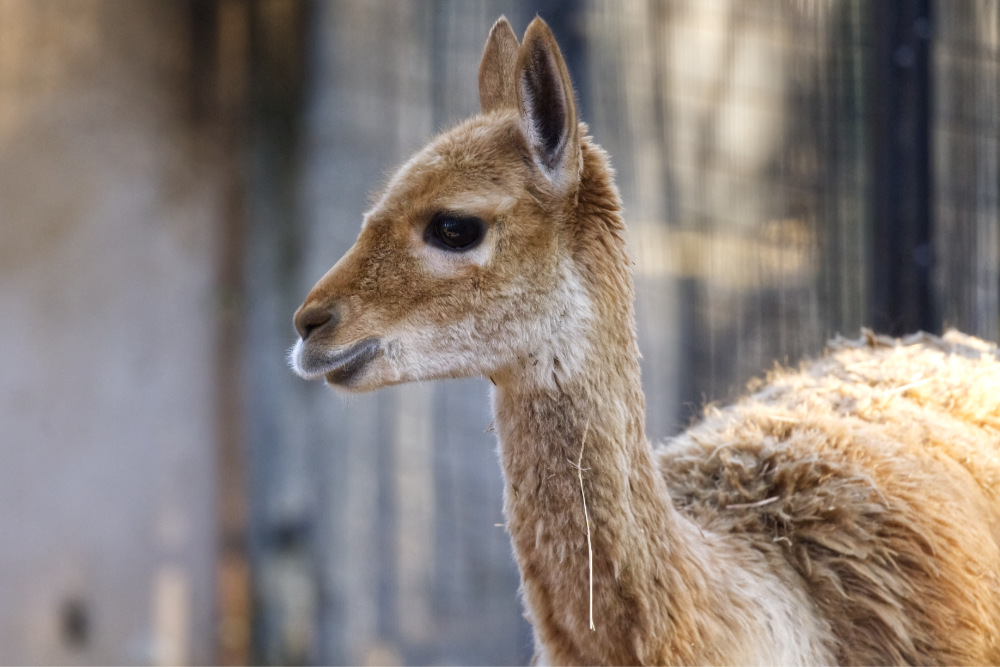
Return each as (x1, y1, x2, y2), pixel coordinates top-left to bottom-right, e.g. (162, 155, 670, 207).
(478, 17, 520, 113)
(515, 17, 580, 188)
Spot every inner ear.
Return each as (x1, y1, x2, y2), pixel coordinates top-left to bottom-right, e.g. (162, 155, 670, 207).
(515, 18, 578, 182)
(521, 43, 567, 168)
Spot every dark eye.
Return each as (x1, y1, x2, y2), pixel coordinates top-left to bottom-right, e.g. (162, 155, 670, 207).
(425, 213, 486, 251)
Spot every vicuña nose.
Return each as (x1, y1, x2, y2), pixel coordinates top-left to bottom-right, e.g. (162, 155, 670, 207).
(294, 303, 338, 340)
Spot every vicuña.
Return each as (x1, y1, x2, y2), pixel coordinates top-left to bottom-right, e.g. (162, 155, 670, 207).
(291, 16, 1000, 665)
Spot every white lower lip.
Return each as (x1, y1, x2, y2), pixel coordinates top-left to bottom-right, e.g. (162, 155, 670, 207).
(289, 339, 320, 379)
(290, 337, 381, 383)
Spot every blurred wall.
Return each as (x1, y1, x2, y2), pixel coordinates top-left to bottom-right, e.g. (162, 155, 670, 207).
(0, 1, 223, 663)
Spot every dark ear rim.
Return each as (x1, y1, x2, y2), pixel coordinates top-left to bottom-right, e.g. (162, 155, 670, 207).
(515, 17, 579, 183)
(478, 17, 520, 113)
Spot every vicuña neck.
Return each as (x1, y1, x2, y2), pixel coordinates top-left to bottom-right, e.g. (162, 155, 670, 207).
(490, 138, 718, 664)
(492, 319, 709, 664)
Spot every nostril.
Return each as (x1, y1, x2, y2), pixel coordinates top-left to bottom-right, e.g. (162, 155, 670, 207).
(294, 304, 337, 341)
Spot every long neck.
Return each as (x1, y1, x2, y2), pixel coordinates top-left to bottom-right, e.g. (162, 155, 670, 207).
(493, 320, 715, 665)
(491, 139, 718, 665)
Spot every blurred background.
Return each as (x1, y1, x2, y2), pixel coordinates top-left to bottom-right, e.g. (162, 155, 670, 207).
(1, 0, 998, 664)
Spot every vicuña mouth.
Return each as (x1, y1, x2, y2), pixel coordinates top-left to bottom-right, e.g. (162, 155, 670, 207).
(294, 337, 382, 385)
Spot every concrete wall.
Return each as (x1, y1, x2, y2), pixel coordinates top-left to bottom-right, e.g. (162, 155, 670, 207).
(0, 2, 222, 663)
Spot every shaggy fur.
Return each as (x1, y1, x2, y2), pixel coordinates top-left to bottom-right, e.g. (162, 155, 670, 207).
(664, 330, 1000, 665)
(291, 16, 1000, 665)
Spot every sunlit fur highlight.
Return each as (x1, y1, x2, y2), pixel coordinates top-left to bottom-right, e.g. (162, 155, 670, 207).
(292, 16, 1000, 665)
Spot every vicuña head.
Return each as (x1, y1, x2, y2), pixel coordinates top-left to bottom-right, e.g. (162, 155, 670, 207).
(291, 16, 624, 396)
(292, 16, 1000, 666)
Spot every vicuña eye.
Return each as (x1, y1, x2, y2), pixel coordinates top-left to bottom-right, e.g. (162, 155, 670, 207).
(426, 214, 486, 251)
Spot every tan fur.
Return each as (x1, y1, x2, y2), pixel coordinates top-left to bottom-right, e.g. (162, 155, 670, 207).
(292, 16, 1000, 665)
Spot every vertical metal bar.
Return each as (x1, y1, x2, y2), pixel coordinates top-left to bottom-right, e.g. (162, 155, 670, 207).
(195, 0, 254, 662)
(868, 0, 935, 335)
(244, 1, 313, 663)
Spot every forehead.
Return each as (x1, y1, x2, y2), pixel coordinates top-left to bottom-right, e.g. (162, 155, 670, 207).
(372, 114, 525, 217)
